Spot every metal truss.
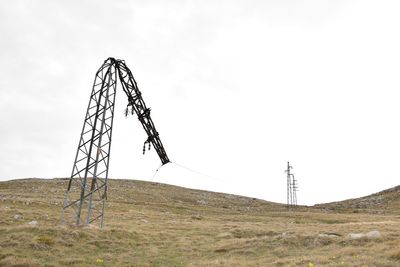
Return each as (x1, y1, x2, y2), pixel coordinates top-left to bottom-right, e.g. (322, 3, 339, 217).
(62, 58, 169, 227)
(116, 60, 169, 164)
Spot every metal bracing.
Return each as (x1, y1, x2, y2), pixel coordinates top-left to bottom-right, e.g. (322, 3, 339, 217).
(62, 58, 169, 227)
(285, 162, 292, 208)
(291, 175, 298, 206)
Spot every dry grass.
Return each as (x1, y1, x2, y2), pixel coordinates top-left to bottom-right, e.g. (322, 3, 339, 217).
(1, 178, 400, 266)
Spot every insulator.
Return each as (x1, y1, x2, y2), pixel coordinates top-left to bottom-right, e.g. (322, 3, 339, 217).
(148, 142, 151, 150)
(125, 107, 129, 117)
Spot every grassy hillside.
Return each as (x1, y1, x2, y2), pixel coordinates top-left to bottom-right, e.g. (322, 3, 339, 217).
(314, 185, 400, 215)
(1, 178, 400, 266)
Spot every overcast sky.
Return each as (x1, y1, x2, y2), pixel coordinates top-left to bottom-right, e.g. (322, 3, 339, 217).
(1, 0, 400, 205)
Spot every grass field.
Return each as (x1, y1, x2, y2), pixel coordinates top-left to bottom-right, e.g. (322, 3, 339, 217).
(1, 178, 400, 266)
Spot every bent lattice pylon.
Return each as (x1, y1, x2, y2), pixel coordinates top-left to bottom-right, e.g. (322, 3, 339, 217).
(61, 58, 169, 227)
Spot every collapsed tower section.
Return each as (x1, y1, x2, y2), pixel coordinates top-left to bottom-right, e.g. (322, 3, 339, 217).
(62, 58, 169, 227)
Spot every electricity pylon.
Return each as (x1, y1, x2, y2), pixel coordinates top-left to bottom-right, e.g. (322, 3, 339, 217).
(285, 161, 298, 209)
(62, 58, 169, 227)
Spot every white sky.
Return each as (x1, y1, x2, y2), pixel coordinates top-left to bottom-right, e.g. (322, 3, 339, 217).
(1, 0, 400, 205)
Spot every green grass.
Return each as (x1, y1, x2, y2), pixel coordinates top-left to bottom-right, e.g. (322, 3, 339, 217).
(1, 178, 400, 266)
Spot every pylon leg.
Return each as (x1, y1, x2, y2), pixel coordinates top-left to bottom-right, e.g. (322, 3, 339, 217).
(62, 58, 117, 227)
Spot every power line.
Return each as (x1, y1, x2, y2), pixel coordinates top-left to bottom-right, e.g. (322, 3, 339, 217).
(171, 162, 226, 183)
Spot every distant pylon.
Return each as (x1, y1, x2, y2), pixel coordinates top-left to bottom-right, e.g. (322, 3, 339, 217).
(292, 174, 298, 206)
(285, 161, 298, 209)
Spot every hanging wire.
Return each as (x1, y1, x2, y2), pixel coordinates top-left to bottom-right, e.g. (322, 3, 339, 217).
(151, 163, 164, 182)
(149, 160, 225, 184)
(171, 161, 225, 183)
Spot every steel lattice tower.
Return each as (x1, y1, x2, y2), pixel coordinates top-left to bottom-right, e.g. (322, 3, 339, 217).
(62, 58, 169, 227)
(285, 161, 298, 209)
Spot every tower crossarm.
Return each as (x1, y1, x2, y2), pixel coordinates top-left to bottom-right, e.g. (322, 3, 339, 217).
(115, 59, 170, 165)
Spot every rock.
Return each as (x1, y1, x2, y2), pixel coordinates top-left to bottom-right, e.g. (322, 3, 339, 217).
(318, 233, 340, 238)
(347, 230, 382, 240)
(14, 214, 23, 220)
(366, 230, 382, 239)
(348, 233, 365, 240)
(27, 220, 38, 227)
(275, 232, 287, 238)
(197, 199, 207, 205)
